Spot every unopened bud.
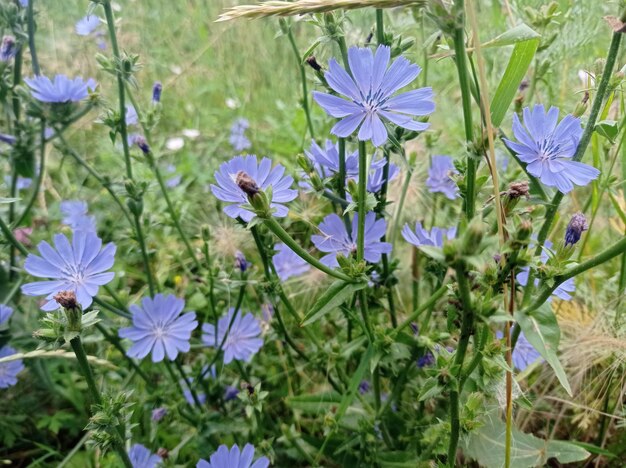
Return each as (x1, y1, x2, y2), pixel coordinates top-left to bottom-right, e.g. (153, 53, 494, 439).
(297, 154, 313, 173)
(0, 35, 16, 61)
(157, 448, 169, 459)
(573, 91, 589, 118)
(235, 251, 248, 272)
(152, 81, 162, 103)
(133, 135, 150, 154)
(201, 224, 210, 242)
(564, 212, 588, 246)
(236, 171, 260, 197)
(305, 56, 322, 71)
(461, 218, 484, 255)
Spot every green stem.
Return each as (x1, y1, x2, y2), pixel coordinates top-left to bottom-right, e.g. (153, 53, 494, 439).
(262, 217, 355, 282)
(521, 234, 626, 316)
(357, 140, 367, 262)
(69, 336, 132, 468)
(452, 0, 476, 220)
(376, 9, 385, 45)
(131, 212, 157, 296)
(95, 323, 150, 384)
(0, 215, 28, 256)
(379, 149, 397, 327)
(394, 280, 449, 335)
(102, 0, 133, 179)
(8, 48, 23, 281)
(93, 296, 131, 319)
(286, 27, 314, 139)
(56, 133, 133, 225)
(15, 120, 46, 227)
(27, 0, 40, 75)
(448, 266, 474, 467)
(523, 31, 622, 304)
(459, 325, 489, 391)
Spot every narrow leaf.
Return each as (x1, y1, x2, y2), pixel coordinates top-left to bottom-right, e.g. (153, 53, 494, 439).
(491, 36, 540, 127)
(301, 280, 366, 326)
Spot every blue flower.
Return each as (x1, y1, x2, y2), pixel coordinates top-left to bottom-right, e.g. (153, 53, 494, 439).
(417, 351, 435, 368)
(151, 407, 167, 422)
(229, 118, 251, 152)
(211, 155, 297, 222)
(0, 133, 16, 145)
(197, 444, 269, 468)
(358, 380, 370, 394)
(0, 304, 13, 325)
(402, 222, 456, 248)
(128, 443, 162, 468)
(60, 200, 96, 232)
(202, 308, 263, 364)
(516, 239, 576, 301)
(273, 243, 310, 281)
(313, 45, 434, 146)
(22, 231, 116, 311)
(119, 294, 198, 363)
(497, 330, 542, 372)
(311, 212, 392, 267)
(503, 105, 600, 194)
(180, 378, 206, 405)
(75, 16, 100, 36)
(1, 35, 16, 61)
(366, 160, 399, 193)
(426, 155, 459, 200)
(25, 74, 96, 103)
(126, 105, 139, 126)
(224, 385, 239, 401)
(0, 346, 24, 388)
(4, 175, 32, 190)
(304, 139, 360, 177)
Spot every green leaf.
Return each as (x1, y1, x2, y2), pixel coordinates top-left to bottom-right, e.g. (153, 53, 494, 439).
(595, 119, 619, 143)
(483, 24, 541, 49)
(463, 409, 590, 467)
(515, 303, 572, 396)
(301, 280, 366, 326)
(0, 197, 20, 204)
(490, 32, 540, 127)
(377, 451, 421, 467)
(287, 392, 342, 413)
(335, 345, 372, 424)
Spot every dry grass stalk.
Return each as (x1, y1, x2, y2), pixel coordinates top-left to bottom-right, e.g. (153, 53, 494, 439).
(217, 0, 426, 22)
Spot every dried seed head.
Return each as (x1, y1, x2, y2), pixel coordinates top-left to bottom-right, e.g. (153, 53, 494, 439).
(565, 212, 588, 246)
(53, 290, 78, 310)
(506, 181, 530, 199)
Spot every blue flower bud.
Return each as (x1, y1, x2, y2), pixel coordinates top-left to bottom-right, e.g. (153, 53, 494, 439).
(152, 81, 162, 103)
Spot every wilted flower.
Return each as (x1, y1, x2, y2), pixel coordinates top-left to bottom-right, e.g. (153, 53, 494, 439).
(151, 407, 167, 422)
(132, 135, 150, 154)
(197, 444, 269, 468)
(503, 105, 599, 194)
(60, 200, 96, 232)
(128, 443, 162, 468)
(75, 15, 100, 36)
(1, 35, 16, 61)
(22, 231, 116, 311)
(0, 304, 13, 325)
(358, 380, 370, 394)
(165, 165, 182, 188)
(118, 294, 198, 363)
(211, 155, 297, 222)
(13, 227, 33, 246)
(311, 212, 392, 267)
(402, 222, 456, 248)
(229, 118, 251, 152)
(152, 81, 162, 103)
(25, 74, 96, 103)
(273, 243, 310, 281)
(426, 155, 459, 200)
(313, 45, 435, 146)
(565, 212, 588, 246)
(417, 351, 435, 368)
(0, 346, 24, 389)
(202, 308, 263, 364)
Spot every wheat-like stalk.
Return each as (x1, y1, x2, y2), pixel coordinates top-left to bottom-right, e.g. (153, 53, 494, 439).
(217, 0, 426, 22)
(0, 349, 117, 369)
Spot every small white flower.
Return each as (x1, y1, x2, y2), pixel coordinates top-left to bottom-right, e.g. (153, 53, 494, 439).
(182, 128, 200, 139)
(166, 137, 184, 151)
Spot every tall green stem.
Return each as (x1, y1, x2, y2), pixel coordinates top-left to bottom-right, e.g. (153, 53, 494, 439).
(286, 27, 314, 139)
(15, 120, 46, 227)
(451, 0, 476, 219)
(69, 336, 132, 468)
(102, 0, 133, 179)
(131, 213, 156, 296)
(27, 0, 40, 75)
(8, 47, 23, 280)
(448, 266, 474, 467)
(357, 140, 367, 262)
(262, 217, 354, 282)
